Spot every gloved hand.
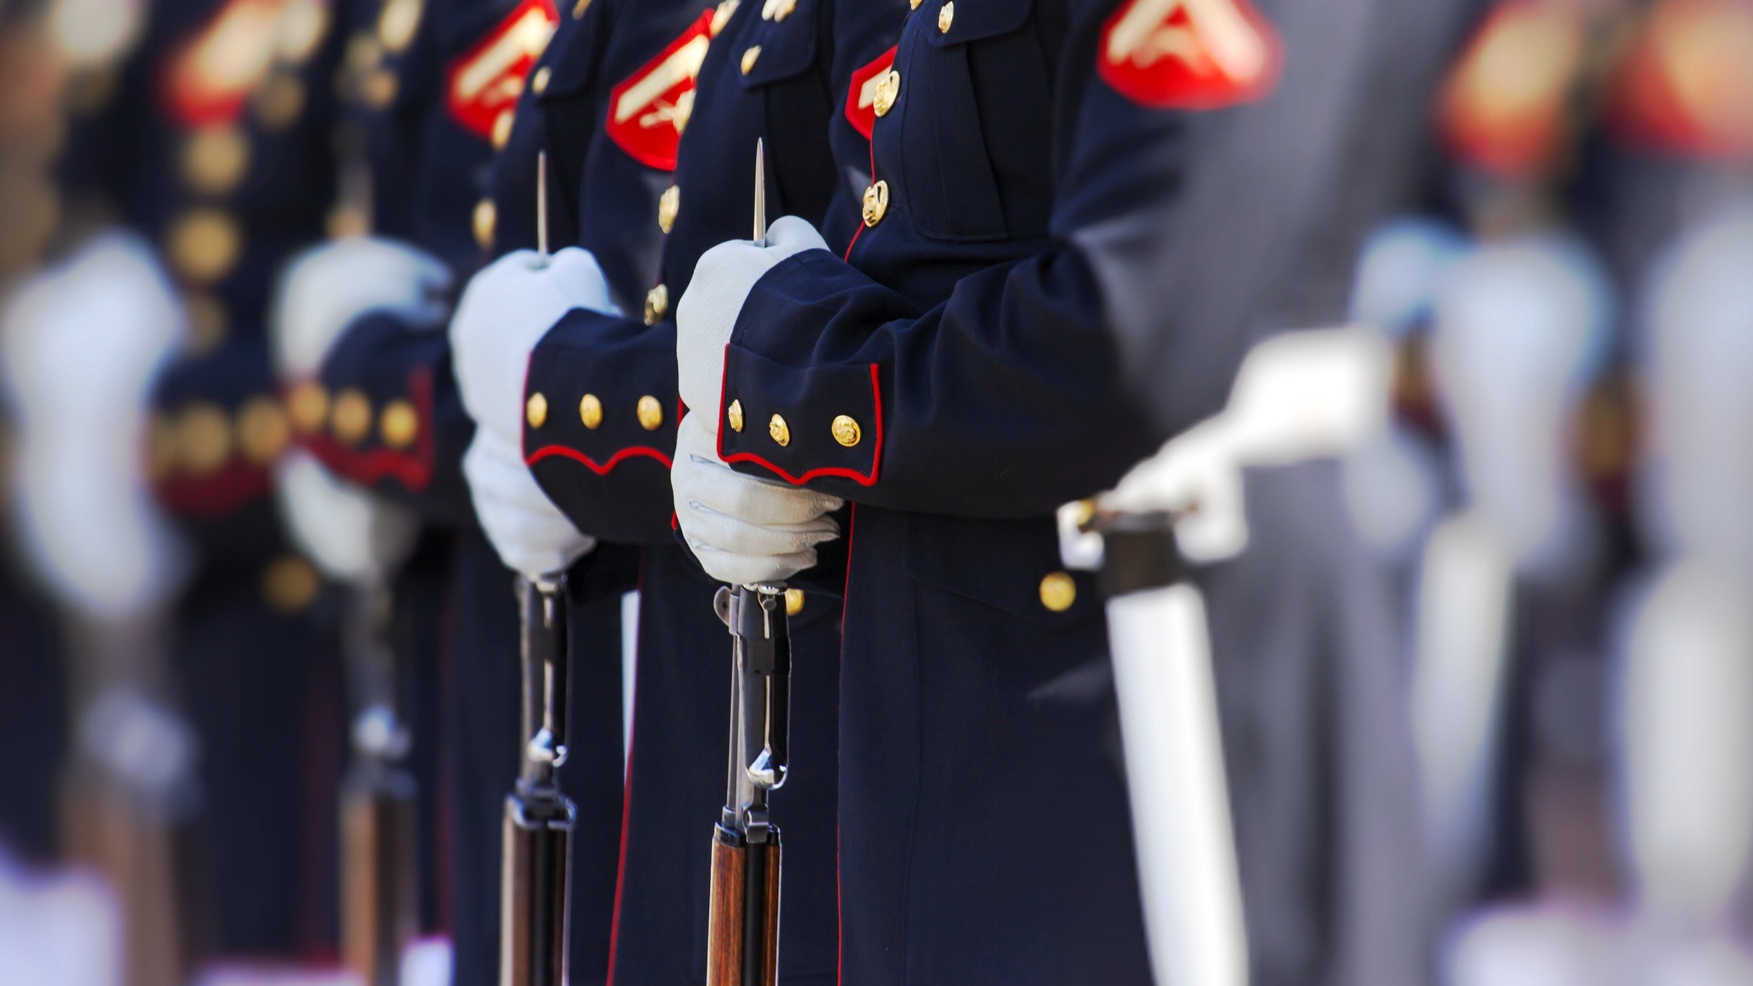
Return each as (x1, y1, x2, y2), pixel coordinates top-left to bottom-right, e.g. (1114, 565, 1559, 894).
(275, 449, 421, 583)
(676, 216, 827, 425)
(671, 411, 841, 585)
(0, 232, 189, 618)
(451, 247, 617, 445)
(271, 235, 452, 377)
(464, 430, 597, 580)
(268, 236, 449, 584)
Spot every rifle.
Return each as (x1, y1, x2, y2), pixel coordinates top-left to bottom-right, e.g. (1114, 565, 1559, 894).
(706, 583, 790, 986)
(339, 582, 418, 986)
(500, 573, 576, 986)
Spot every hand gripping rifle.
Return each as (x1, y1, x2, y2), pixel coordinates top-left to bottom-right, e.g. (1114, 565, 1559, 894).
(500, 572, 576, 986)
(339, 581, 419, 986)
(706, 582, 790, 986)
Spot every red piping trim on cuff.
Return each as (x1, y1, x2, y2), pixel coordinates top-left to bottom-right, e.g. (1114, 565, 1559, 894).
(525, 444, 674, 473)
(154, 461, 272, 516)
(719, 362, 883, 487)
(293, 367, 436, 491)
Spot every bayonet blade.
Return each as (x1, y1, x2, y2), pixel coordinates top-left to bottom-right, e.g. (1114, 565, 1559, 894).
(753, 138, 766, 247)
(537, 150, 550, 262)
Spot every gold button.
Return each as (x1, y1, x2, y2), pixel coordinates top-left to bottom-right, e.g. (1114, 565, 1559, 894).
(332, 389, 373, 444)
(674, 89, 696, 134)
(361, 68, 399, 108)
(377, 0, 422, 51)
(237, 395, 291, 463)
(937, 1, 953, 33)
(182, 127, 249, 195)
(727, 399, 744, 433)
(644, 283, 668, 325)
(1039, 571, 1077, 612)
(263, 555, 321, 614)
(636, 395, 664, 431)
(166, 208, 242, 284)
(184, 292, 227, 353)
(572, 0, 590, 18)
(473, 198, 496, 249)
(762, 0, 796, 20)
(831, 414, 861, 448)
(280, 0, 331, 61)
(861, 180, 889, 227)
(711, 0, 739, 35)
(579, 393, 603, 428)
(345, 32, 382, 74)
(768, 413, 790, 447)
(531, 66, 551, 94)
(741, 45, 761, 75)
(657, 185, 679, 234)
(909, 0, 921, 8)
(254, 73, 305, 130)
(526, 392, 549, 429)
(380, 399, 419, 448)
(491, 109, 514, 149)
(873, 69, 899, 117)
(785, 587, 804, 616)
(288, 381, 329, 434)
(178, 402, 233, 474)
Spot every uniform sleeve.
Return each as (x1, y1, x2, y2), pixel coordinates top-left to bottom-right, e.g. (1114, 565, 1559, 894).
(715, 1, 1239, 519)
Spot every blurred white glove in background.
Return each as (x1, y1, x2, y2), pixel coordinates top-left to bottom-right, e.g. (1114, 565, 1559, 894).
(675, 216, 827, 425)
(451, 247, 615, 578)
(268, 236, 450, 584)
(0, 232, 189, 619)
(670, 412, 841, 586)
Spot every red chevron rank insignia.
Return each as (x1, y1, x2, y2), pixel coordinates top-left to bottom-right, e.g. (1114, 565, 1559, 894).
(444, 0, 559, 141)
(1606, 0, 1753, 160)
(1097, 0, 1281, 110)
(162, 0, 288, 127)
(1436, 1, 1583, 177)
(845, 47, 898, 139)
(606, 9, 715, 170)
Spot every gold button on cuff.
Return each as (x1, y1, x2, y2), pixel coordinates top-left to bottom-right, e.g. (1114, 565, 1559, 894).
(937, 1, 953, 33)
(378, 0, 422, 51)
(178, 402, 233, 474)
(741, 45, 761, 75)
(380, 399, 419, 448)
(167, 208, 243, 285)
(768, 413, 790, 447)
(288, 381, 329, 434)
(711, 0, 739, 35)
(727, 399, 744, 433)
(644, 283, 669, 325)
(861, 180, 889, 227)
(1039, 571, 1077, 612)
(473, 198, 496, 249)
(263, 555, 321, 614)
(532, 65, 551, 94)
(785, 587, 804, 616)
(332, 389, 373, 444)
(491, 109, 514, 149)
(238, 395, 291, 463)
(254, 73, 306, 130)
(579, 393, 603, 429)
(658, 184, 680, 234)
(831, 414, 861, 448)
(636, 395, 664, 431)
(182, 127, 249, 195)
(873, 69, 899, 117)
(526, 392, 549, 429)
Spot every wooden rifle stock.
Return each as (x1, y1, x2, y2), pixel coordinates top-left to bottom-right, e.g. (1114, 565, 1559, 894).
(500, 574, 575, 986)
(705, 585, 790, 986)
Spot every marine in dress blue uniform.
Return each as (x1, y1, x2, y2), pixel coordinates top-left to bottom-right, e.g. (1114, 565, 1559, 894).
(497, 0, 905, 981)
(47, 0, 353, 963)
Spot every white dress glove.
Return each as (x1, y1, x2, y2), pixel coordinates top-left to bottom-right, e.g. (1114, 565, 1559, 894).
(271, 235, 452, 377)
(671, 412, 841, 585)
(675, 216, 828, 425)
(464, 431, 597, 580)
(450, 247, 615, 579)
(268, 236, 449, 584)
(0, 232, 189, 619)
(451, 247, 617, 445)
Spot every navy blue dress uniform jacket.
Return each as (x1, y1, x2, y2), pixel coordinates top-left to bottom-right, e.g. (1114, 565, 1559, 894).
(508, 0, 906, 982)
(50, 0, 354, 960)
